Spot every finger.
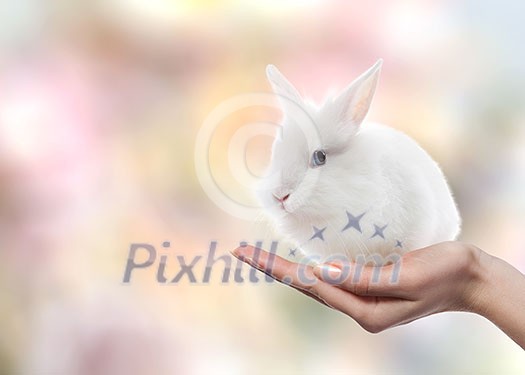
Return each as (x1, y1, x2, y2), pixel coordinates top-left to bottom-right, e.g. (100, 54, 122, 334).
(231, 245, 333, 307)
(312, 258, 415, 298)
(231, 245, 356, 305)
(290, 285, 333, 308)
(231, 245, 318, 291)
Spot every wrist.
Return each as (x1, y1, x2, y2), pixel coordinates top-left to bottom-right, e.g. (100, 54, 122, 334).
(455, 243, 525, 348)
(458, 243, 494, 314)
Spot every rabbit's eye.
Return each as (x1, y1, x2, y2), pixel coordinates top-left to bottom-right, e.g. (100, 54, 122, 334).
(311, 149, 326, 167)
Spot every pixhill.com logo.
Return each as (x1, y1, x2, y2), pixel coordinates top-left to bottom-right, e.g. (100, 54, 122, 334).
(122, 241, 402, 286)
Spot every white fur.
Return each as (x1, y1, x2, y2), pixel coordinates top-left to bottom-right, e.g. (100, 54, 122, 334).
(257, 60, 461, 263)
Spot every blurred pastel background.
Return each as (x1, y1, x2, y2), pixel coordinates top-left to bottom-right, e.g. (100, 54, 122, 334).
(1, 0, 524, 373)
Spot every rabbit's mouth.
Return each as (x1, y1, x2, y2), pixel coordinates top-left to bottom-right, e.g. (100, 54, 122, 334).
(268, 197, 293, 216)
(264, 188, 306, 217)
(272, 191, 293, 213)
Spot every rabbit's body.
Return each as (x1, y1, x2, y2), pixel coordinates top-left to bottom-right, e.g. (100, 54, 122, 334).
(271, 121, 460, 261)
(258, 61, 461, 263)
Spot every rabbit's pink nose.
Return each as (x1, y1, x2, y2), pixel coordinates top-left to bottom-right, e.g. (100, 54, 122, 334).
(273, 193, 290, 203)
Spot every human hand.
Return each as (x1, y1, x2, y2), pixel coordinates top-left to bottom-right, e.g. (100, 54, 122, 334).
(231, 241, 484, 333)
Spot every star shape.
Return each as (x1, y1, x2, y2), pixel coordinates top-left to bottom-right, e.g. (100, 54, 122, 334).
(370, 224, 388, 239)
(342, 211, 366, 233)
(395, 240, 403, 248)
(309, 226, 326, 241)
(288, 248, 297, 257)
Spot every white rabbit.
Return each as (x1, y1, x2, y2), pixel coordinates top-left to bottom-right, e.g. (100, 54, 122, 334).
(257, 60, 461, 264)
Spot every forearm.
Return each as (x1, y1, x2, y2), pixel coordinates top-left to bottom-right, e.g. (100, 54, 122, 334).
(469, 249, 525, 349)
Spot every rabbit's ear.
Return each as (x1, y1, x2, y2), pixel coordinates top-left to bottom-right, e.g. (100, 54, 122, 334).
(266, 65, 304, 112)
(335, 59, 382, 129)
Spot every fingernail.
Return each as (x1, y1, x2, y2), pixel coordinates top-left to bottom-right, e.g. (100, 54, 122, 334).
(314, 264, 342, 280)
(230, 248, 254, 265)
(230, 247, 247, 259)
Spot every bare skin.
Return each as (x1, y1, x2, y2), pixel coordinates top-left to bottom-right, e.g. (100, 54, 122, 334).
(231, 241, 525, 349)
